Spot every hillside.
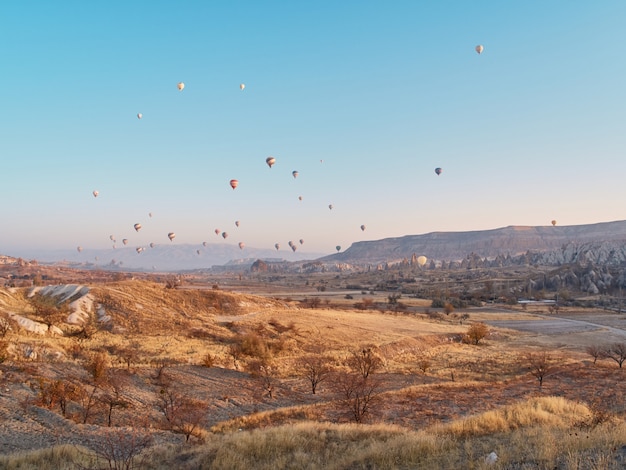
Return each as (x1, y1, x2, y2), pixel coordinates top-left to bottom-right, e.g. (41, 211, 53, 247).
(326, 220, 626, 265)
(1, 279, 626, 468)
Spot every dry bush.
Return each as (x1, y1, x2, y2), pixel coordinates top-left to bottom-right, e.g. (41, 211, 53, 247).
(111, 343, 141, 370)
(0, 339, 8, 364)
(155, 386, 207, 442)
(427, 311, 444, 321)
(354, 297, 375, 310)
(0, 313, 12, 337)
(267, 318, 298, 334)
(235, 332, 271, 359)
(85, 351, 109, 384)
(464, 322, 489, 345)
(347, 348, 382, 379)
(89, 427, 153, 470)
(35, 377, 78, 417)
(299, 297, 322, 309)
(200, 352, 214, 368)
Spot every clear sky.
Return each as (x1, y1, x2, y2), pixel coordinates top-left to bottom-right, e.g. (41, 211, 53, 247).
(2, 1, 625, 257)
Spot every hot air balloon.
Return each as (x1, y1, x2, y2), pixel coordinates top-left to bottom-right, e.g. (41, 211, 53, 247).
(149, 212, 153, 218)
(136, 247, 144, 254)
(215, 228, 220, 235)
(150, 242, 155, 248)
(292, 170, 299, 178)
(137, 113, 142, 119)
(551, 220, 557, 226)
(329, 204, 333, 210)
(299, 239, 304, 245)
(109, 235, 115, 242)
(134, 223, 142, 232)
(336, 246, 341, 252)
(475, 44, 484, 54)
(177, 82, 185, 91)
(435, 167, 442, 176)
(238, 242, 245, 250)
(230, 179, 239, 190)
(168, 232, 176, 241)
(196, 249, 201, 255)
(417, 255, 427, 267)
(92, 190, 99, 198)
(77, 246, 83, 253)
(222, 232, 228, 239)
(266, 156, 276, 168)
(275, 243, 280, 250)
(288, 241, 294, 247)
(360, 225, 366, 231)
(240, 83, 245, 90)
(291, 245, 297, 252)
(202, 241, 207, 247)
(235, 220, 240, 227)
(298, 196, 303, 201)
(122, 239, 129, 245)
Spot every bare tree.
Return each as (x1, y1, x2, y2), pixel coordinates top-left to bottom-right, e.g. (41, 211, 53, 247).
(36, 378, 78, 417)
(602, 342, 626, 368)
(29, 293, 70, 331)
(585, 345, 603, 364)
(527, 351, 552, 388)
(247, 357, 277, 398)
(347, 348, 382, 380)
(114, 343, 141, 371)
(156, 387, 206, 442)
(297, 353, 331, 394)
(332, 371, 383, 423)
(75, 381, 99, 424)
(99, 370, 130, 427)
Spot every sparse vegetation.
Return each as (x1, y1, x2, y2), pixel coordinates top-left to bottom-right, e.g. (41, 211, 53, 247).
(602, 342, 626, 368)
(527, 351, 553, 387)
(465, 322, 489, 345)
(1, 274, 626, 468)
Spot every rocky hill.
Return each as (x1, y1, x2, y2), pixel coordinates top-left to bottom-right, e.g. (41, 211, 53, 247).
(327, 220, 626, 266)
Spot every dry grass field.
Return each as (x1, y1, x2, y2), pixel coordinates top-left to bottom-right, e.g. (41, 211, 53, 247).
(1, 275, 625, 469)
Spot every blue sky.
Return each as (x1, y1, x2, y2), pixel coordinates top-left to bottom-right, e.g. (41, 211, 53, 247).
(2, 1, 625, 257)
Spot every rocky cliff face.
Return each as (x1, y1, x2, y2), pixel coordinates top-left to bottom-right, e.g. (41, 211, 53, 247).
(327, 220, 626, 265)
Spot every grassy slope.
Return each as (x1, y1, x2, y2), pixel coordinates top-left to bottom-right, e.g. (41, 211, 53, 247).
(1, 280, 625, 469)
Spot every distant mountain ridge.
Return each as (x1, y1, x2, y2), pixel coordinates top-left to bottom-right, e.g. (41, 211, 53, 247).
(6, 220, 626, 272)
(4, 244, 325, 272)
(328, 220, 626, 265)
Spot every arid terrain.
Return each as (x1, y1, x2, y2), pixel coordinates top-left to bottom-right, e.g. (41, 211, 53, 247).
(0, 261, 625, 469)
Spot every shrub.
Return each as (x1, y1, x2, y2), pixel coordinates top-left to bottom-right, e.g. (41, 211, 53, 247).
(201, 353, 214, 368)
(465, 322, 489, 345)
